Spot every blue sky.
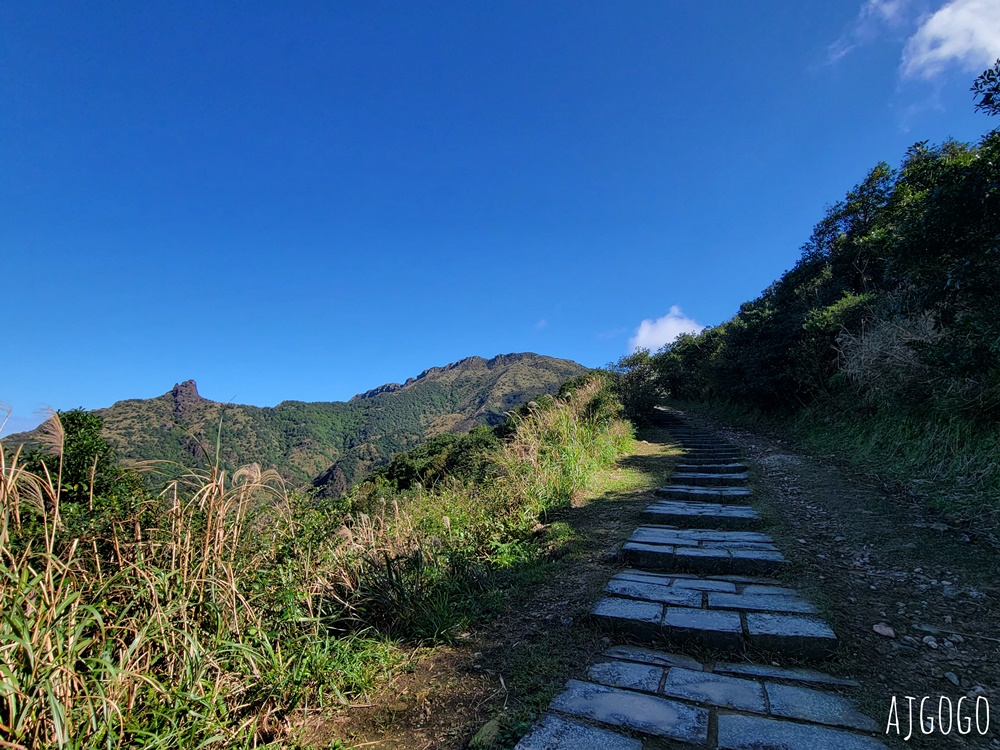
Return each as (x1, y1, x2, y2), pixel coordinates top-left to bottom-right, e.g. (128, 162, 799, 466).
(3, 1, 999, 435)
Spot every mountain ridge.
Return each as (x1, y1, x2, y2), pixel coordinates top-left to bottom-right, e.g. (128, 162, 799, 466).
(7, 353, 589, 492)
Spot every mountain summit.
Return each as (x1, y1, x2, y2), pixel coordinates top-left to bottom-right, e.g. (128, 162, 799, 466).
(15, 353, 587, 491)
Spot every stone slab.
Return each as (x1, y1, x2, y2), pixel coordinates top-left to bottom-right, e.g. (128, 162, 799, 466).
(714, 662, 859, 687)
(629, 527, 774, 547)
(656, 486, 752, 501)
(741, 584, 799, 596)
(614, 569, 739, 591)
(645, 501, 759, 516)
(602, 647, 860, 688)
(683, 450, 743, 462)
(597, 572, 837, 657)
(588, 660, 663, 693)
(644, 502, 759, 517)
(675, 547, 734, 575)
(549, 680, 709, 743)
(643, 501, 760, 529)
(670, 577, 739, 593)
(605, 578, 703, 607)
(622, 543, 781, 576)
(702, 541, 778, 551)
(591, 597, 662, 640)
(671, 472, 749, 486)
(677, 455, 745, 461)
(630, 526, 700, 546)
(662, 667, 767, 712)
(621, 541, 676, 569)
(714, 574, 784, 584)
(709, 592, 818, 614)
(682, 445, 740, 450)
(681, 449, 740, 456)
(681, 444, 739, 450)
(765, 682, 879, 731)
(676, 462, 748, 473)
(746, 613, 838, 658)
(665, 529, 773, 543)
(615, 568, 689, 583)
(573, 648, 881, 745)
(717, 713, 886, 749)
(661, 606, 744, 650)
(602, 646, 703, 670)
(514, 714, 642, 750)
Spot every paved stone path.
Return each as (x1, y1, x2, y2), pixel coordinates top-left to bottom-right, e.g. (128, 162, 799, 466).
(622, 527, 786, 575)
(642, 499, 760, 528)
(515, 407, 887, 749)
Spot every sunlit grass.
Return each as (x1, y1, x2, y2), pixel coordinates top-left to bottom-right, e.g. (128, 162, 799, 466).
(1, 375, 632, 747)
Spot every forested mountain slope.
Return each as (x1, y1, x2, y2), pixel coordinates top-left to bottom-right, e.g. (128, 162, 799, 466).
(9, 353, 588, 489)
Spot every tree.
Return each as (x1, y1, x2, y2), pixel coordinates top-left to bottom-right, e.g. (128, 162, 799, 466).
(608, 349, 660, 424)
(972, 59, 1000, 117)
(21, 409, 146, 533)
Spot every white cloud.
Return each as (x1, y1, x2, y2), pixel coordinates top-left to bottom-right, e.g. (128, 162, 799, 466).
(829, 0, 914, 63)
(902, 0, 1000, 78)
(868, 0, 912, 25)
(628, 306, 705, 353)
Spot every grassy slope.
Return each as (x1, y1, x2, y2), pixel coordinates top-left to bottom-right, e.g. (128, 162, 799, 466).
(668, 398, 1000, 536)
(0, 373, 629, 749)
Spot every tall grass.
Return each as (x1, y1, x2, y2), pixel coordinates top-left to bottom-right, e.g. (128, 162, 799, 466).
(328, 375, 633, 640)
(787, 407, 1000, 529)
(1, 418, 395, 749)
(492, 376, 633, 517)
(1, 375, 633, 747)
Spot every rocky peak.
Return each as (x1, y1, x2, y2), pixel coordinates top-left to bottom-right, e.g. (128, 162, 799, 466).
(171, 379, 204, 416)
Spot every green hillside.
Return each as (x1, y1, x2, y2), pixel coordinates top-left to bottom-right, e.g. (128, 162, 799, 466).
(614, 67, 1000, 528)
(6, 353, 588, 490)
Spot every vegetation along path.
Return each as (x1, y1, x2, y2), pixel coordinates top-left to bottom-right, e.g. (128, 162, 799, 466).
(335, 407, 1000, 749)
(518, 407, 884, 749)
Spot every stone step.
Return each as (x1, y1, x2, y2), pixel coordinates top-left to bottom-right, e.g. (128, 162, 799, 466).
(591, 571, 838, 658)
(671, 472, 749, 487)
(643, 500, 760, 529)
(681, 445, 740, 456)
(651, 411, 688, 425)
(683, 458, 743, 465)
(516, 648, 884, 749)
(656, 485, 752, 501)
(622, 526, 785, 575)
(676, 462, 748, 473)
